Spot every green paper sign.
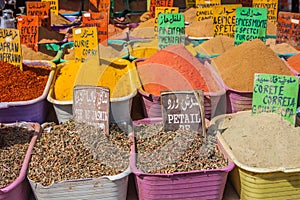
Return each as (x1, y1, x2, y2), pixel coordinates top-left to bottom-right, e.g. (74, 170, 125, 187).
(235, 7, 267, 46)
(158, 13, 185, 49)
(252, 73, 299, 125)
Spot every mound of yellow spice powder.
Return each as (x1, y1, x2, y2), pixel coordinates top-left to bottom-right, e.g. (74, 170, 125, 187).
(54, 58, 141, 100)
(54, 60, 81, 101)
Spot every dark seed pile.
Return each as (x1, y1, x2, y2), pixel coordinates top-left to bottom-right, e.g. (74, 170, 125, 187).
(134, 122, 228, 174)
(0, 124, 33, 188)
(28, 120, 131, 186)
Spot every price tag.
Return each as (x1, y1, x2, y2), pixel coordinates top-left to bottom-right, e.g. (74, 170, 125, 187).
(158, 13, 185, 49)
(73, 85, 110, 132)
(26, 1, 51, 29)
(155, 7, 179, 38)
(17, 15, 39, 52)
(276, 12, 300, 50)
(234, 7, 267, 46)
(196, 3, 219, 21)
(41, 0, 58, 15)
(252, 73, 299, 125)
(72, 27, 99, 64)
(161, 90, 205, 136)
(0, 28, 22, 70)
(82, 11, 108, 45)
(150, 0, 174, 18)
(252, 0, 278, 25)
(213, 4, 242, 38)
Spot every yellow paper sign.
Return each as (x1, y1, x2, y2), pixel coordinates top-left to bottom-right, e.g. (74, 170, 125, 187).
(252, 0, 278, 24)
(186, 0, 196, 8)
(196, 0, 220, 6)
(213, 4, 242, 38)
(196, 3, 220, 21)
(41, 0, 59, 15)
(72, 27, 99, 65)
(155, 7, 179, 37)
(0, 28, 22, 69)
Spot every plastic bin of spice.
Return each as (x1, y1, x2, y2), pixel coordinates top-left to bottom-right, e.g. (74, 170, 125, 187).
(210, 39, 298, 114)
(213, 111, 300, 199)
(133, 46, 226, 119)
(0, 60, 55, 123)
(131, 118, 235, 200)
(29, 169, 131, 200)
(28, 121, 131, 200)
(0, 122, 40, 200)
(48, 58, 142, 123)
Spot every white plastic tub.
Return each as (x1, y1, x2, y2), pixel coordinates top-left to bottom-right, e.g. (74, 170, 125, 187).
(28, 168, 131, 200)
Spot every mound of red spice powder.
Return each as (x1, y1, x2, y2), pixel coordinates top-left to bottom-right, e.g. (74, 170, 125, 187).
(0, 61, 50, 102)
(136, 44, 213, 96)
(287, 53, 300, 74)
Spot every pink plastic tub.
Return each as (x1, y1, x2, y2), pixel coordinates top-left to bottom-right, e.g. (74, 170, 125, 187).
(135, 59, 226, 119)
(131, 118, 235, 200)
(0, 122, 40, 200)
(208, 59, 300, 114)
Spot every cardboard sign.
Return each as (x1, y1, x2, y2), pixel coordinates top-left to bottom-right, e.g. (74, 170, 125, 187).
(89, 0, 110, 14)
(72, 27, 99, 64)
(252, 73, 299, 125)
(0, 28, 22, 70)
(26, 1, 51, 29)
(155, 7, 179, 38)
(186, 0, 196, 8)
(252, 0, 278, 25)
(73, 85, 110, 132)
(196, 3, 220, 21)
(161, 90, 205, 135)
(234, 7, 267, 46)
(150, 0, 174, 18)
(213, 4, 242, 38)
(41, 0, 58, 15)
(17, 15, 39, 52)
(276, 12, 300, 50)
(158, 13, 185, 49)
(237, 0, 252, 7)
(82, 12, 108, 45)
(196, 0, 220, 6)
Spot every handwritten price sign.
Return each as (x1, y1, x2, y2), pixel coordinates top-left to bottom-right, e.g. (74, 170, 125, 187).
(235, 7, 267, 45)
(73, 27, 99, 64)
(158, 13, 185, 49)
(252, 73, 299, 125)
(161, 90, 205, 135)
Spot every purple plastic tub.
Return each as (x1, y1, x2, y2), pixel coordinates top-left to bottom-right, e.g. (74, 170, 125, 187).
(209, 59, 300, 114)
(131, 118, 235, 200)
(0, 60, 55, 123)
(135, 60, 226, 119)
(0, 122, 40, 200)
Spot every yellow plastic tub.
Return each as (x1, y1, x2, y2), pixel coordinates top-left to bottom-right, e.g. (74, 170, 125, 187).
(213, 112, 300, 200)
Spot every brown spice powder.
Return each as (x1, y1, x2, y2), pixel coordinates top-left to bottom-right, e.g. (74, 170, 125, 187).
(51, 12, 73, 25)
(266, 21, 276, 35)
(185, 18, 213, 37)
(22, 44, 56, 60)
(183, 7, 197, 23)
(195, 35, 234, 55)
(212, 39, 294, 91)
